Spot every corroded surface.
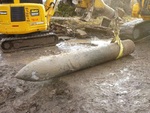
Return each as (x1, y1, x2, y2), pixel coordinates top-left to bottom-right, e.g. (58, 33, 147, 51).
(15, 39, 135, 81)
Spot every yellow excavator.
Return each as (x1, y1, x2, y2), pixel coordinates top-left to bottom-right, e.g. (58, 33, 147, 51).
(0, 0, 59, 52)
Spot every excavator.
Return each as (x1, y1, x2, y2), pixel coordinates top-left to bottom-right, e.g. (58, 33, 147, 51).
(0, 0, 60, 52)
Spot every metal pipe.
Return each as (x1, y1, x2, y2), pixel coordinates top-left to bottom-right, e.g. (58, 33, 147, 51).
(15, 39, 135, 81)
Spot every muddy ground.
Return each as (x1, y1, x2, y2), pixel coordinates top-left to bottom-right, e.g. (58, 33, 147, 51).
(0, 21, 150, 113)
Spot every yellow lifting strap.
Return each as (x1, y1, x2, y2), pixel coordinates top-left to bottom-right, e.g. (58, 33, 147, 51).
(111, 29, 124, 59)
(111, 11, 124, 59)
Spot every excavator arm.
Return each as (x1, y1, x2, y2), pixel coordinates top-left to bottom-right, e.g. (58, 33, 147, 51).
(44, 0, 59, 26)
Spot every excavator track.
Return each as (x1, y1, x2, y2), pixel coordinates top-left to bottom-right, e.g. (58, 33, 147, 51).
(133, 20, 150, 40)
(0, 32, 58, 53)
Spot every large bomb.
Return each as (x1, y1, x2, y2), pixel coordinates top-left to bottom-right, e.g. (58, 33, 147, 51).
(15, 39, 135, 81)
